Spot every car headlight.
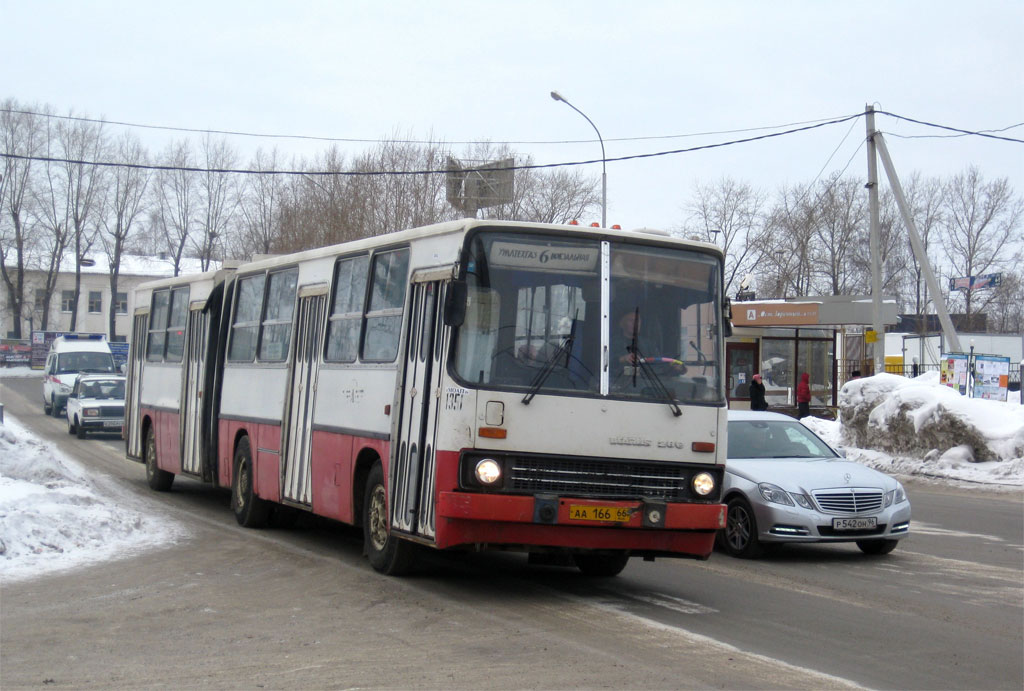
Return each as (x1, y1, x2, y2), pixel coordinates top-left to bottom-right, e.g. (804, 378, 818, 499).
(59, 382, 72, 393)
(474, 458, 502, 486)
(758, 482, 794, 506)
(83, 408, 100, 417)
(692, 472, 715, 496)
(894, 483, 907, 504)
(790, 493, 814, 510)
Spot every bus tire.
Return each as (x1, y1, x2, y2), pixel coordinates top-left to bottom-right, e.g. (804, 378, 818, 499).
(232, 436, 269, 528)
(144, 426, 174, 492)
(363, 462, 416, 576)
(573, 552, 630, 577)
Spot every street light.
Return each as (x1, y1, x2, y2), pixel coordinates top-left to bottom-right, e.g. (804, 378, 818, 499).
(550, 90, 606, 227)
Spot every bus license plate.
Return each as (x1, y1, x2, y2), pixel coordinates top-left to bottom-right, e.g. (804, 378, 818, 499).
(568, 505, 632, 523)
(832, 517, 877, 530)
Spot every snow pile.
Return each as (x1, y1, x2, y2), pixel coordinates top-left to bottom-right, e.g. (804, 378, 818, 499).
(0, 414, 185, 582)
(838, 372, 1024, 463)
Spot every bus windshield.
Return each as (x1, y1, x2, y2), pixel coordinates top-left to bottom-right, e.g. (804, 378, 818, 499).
(452, 231, 724, 404)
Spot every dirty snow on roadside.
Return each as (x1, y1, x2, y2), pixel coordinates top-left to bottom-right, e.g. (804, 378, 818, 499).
(802, 372, 1024, 488)
(0, 413, 186, 583)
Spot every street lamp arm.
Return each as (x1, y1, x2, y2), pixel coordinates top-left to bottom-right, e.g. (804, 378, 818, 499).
(550, 90, 607, 226)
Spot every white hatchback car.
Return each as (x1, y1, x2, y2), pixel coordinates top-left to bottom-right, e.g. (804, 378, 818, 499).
(719, 410, 911, 558)
(66, 375, 126, 439)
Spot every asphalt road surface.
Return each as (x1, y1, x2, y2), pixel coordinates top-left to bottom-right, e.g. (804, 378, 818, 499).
(2, 375, 1022, 689)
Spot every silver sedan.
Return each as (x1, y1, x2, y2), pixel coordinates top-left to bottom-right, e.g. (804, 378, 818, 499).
(719, 410, 911, 558)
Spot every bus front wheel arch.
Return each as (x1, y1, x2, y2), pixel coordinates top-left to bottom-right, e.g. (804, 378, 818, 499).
(362, 461, 416, 576)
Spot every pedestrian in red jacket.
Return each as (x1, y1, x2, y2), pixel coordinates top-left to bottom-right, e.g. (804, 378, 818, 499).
(796, 372, 811, 418)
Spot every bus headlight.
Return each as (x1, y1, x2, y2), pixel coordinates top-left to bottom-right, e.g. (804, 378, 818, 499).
(692, 472, 715, 496)
(474, 459, 502, 486)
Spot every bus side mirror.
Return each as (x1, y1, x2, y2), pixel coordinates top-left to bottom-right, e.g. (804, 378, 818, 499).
(444, 280, 467, 327)
(722, 297, 734, 338)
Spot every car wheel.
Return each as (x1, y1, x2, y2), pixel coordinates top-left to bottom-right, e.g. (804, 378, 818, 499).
(363, 462, 416, 575)
(573, 552, 630, 577)
(144, 426, 175, 492)
(856, 539, 898, 555)
(720, 496, 765, 558)
(44, 398, 52, 415)
(231, 436, 269, 528)
(67, 415, 76, 435)
(51, 398, 63, 418)
(75, 419, 87, 440)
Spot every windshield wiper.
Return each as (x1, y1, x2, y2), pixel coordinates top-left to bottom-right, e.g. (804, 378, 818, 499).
(522, 315, 577, 405)
(627, 309, 682, 417)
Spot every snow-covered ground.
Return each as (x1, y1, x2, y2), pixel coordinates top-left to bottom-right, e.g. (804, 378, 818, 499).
(1, 368, 1021, 583)
(0, 409, 186, 583)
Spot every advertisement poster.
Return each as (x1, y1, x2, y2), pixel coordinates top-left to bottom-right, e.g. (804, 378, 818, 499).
(972, 354, 1010, 401)
(939, 353, 969, 395)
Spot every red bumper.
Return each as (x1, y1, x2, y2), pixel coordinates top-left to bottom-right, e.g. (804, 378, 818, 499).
(435, 492, 726, 557)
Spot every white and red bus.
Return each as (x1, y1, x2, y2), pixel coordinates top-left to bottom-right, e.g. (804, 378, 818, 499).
(126, 220, 732, 576)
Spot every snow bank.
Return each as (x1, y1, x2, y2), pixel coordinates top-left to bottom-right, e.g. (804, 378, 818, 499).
(0, 414, 185, 583)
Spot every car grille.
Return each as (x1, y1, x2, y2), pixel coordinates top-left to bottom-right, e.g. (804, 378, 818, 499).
(98, 406, 124, 417)
(508, 457, 698, 501)
(813, 488, 884, 515)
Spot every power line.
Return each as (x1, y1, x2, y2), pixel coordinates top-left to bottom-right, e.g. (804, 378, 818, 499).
(1, 114, 866, 177)
(1, 106, 858, 147)
(876, 111, 1024, 144)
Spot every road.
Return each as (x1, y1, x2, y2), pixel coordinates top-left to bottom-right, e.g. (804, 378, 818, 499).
(2, 375, 1022, 690)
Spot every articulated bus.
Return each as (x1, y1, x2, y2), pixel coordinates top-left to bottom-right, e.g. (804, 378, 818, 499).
(126, 220, 732, 576)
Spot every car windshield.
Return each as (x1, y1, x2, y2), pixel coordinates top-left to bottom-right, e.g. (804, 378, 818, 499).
(451, 230, 723, 404)
(58, 351, 116, 374)
(728, 420, 838, 459)
(81, 379, 125, 400)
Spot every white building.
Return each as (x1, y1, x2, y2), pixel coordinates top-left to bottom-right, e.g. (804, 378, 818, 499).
(2, 254, 214, 341)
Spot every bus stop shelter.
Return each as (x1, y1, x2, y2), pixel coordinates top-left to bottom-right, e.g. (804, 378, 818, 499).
(726, 296, 898, 417)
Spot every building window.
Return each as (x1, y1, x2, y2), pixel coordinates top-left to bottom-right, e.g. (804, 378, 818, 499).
(88, 291, 102, 313)
(115, 292, 128, 314)
(61, 290, 75, 312)
(35, 290, 46, 311)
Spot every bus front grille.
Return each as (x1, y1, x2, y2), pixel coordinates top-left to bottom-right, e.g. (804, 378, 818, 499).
(508, 457, 693, 501)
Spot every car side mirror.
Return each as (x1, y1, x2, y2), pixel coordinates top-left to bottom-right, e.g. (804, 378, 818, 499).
(443, 280, 467, 327)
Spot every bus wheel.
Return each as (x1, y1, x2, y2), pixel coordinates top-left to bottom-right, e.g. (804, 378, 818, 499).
(573, 552, 630, 577)
(363, 462, 416, 576)
(144, 426, 174, 492)
(231, 436, 269, 528)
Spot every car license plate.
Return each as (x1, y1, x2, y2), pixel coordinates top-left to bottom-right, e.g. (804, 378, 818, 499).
(103, 421, 122, 428)
(568, 505, 632, 523)
(832, 517, 877, 530)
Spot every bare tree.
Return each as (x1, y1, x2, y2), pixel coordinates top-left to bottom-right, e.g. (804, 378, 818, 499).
(194, 136, 238, 270)
(683, 177, 766, 297)
(152, 140, 198, 276)
(235, 147, 285, 257)
(760, 183, 816, 298)
(1, 100, 43, 338)
(99, 133, 151, 340)
(941, 166, 1023, 324)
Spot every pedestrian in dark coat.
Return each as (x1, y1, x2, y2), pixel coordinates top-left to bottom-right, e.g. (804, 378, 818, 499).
(796, 372, 811, 418)
(749, 373, 768, 411)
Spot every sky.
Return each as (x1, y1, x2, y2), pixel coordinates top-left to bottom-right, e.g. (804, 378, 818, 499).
(1, 366, 1020, 582)
(3, 1, 1023, 231)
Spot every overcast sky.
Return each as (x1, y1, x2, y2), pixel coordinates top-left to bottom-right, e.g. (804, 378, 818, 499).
(4, 1, 1022, 231)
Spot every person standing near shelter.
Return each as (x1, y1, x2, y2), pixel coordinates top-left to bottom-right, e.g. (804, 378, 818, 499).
(749, 373, 768, 411)
(796, 372, 811, 417)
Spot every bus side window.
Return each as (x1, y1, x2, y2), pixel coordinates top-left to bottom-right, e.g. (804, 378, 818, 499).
(326, 255, 369, 363)
(147, 289, 170, 361)
(259, 269, 298, 362)
(165, 286, 190, 362)
(362, 249, 409, 362)
(229, 274, 265, 362)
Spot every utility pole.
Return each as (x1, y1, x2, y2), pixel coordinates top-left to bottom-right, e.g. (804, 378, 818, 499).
(865, 105, 886, 376)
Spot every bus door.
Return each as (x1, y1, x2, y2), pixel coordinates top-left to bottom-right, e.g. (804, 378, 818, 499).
(391, 280, 445, 540)
(125, 311, 149, 459)
(180, 307, 209, 477)
(281, 289, 328, 506)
